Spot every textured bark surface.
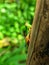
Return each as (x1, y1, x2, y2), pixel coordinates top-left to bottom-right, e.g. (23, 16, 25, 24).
(27, 0, 49, 65)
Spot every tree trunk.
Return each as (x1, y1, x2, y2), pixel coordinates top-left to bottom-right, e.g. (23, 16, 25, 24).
(26, 0, 49, 65)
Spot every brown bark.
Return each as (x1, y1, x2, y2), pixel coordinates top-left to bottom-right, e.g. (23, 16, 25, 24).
(27, 0, 49, 65)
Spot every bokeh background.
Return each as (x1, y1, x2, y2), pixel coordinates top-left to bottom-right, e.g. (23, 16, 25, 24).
(0, 0, 36, 65)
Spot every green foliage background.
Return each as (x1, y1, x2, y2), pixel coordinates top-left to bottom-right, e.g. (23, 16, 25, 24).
(0, 0, 36, 65)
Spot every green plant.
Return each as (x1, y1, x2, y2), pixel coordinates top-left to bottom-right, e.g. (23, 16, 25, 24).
(0, 0, 36, 65)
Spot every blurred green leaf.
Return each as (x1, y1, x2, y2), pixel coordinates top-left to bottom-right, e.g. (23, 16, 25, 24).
(0, 0, 36, 65)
